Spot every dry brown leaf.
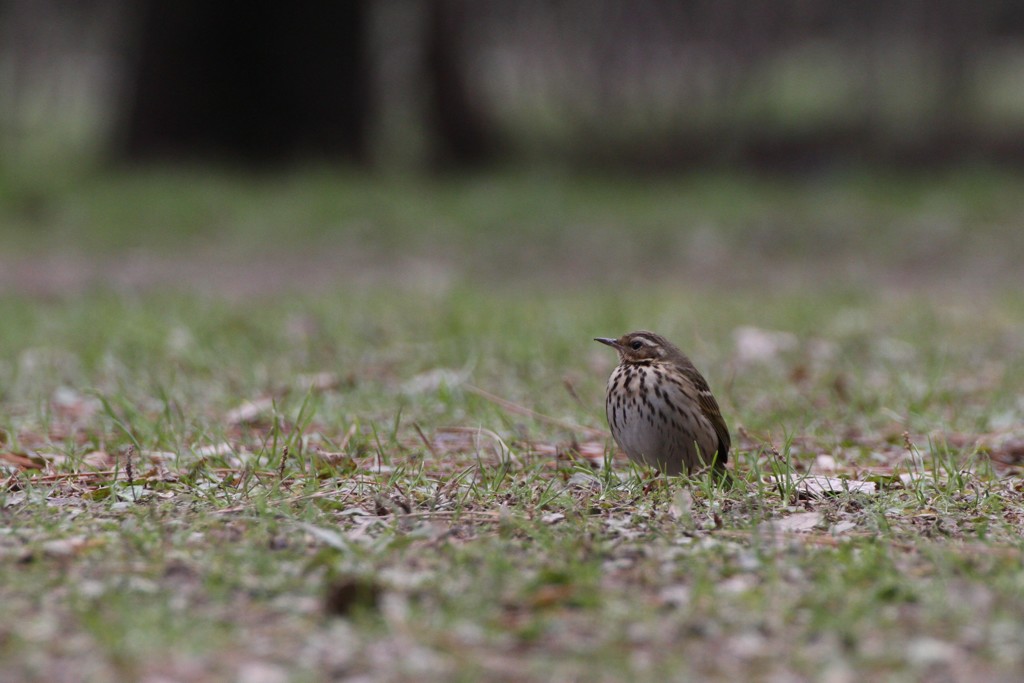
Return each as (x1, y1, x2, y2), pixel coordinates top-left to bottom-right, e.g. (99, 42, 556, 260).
(990, 437, 1024, 465)
(527, 584, 576, 609)
(0, 452, 43, 470)
(81, 451, 113, 469)
(50, 387, 100, 422)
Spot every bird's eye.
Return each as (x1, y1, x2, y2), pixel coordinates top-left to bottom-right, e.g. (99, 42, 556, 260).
(630, 340, 643, 350)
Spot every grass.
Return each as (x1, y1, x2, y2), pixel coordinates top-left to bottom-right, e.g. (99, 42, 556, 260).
(4, 165, 1024, 288)
(2, 169, 1024, 681)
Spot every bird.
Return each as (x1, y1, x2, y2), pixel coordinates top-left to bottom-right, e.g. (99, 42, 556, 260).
(595, 331, 730, 477)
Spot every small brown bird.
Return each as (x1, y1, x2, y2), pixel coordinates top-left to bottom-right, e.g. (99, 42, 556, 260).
(595, 331, 730, 476)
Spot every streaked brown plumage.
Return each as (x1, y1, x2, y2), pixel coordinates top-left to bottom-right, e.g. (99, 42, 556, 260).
(595, 331, 730, 476)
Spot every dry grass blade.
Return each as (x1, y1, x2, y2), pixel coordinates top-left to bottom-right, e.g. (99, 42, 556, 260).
(413, 422, 440, 459)
(435, 426, 522, 467)
(338, 422, 358, 452)
(464, 384, 607, 437)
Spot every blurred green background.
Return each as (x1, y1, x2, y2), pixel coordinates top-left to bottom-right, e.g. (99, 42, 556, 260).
(2, 1, 1024, 293)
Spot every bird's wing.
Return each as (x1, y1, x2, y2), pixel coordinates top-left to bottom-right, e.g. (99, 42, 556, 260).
(691, 373, 731, 465)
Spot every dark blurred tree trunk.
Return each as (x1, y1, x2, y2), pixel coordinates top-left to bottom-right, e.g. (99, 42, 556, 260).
(423, 0, 500, 169)
(927, 1, 986, 159)
(118, 1, 370, 166)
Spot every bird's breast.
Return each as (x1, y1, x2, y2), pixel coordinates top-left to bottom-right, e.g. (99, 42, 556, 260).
(604, 362, 717, 474)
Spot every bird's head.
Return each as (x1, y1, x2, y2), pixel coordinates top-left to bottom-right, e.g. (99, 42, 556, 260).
(594, 331, 679, 364)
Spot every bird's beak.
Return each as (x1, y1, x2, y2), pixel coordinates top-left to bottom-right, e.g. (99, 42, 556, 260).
(594, 337, 619, 349)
